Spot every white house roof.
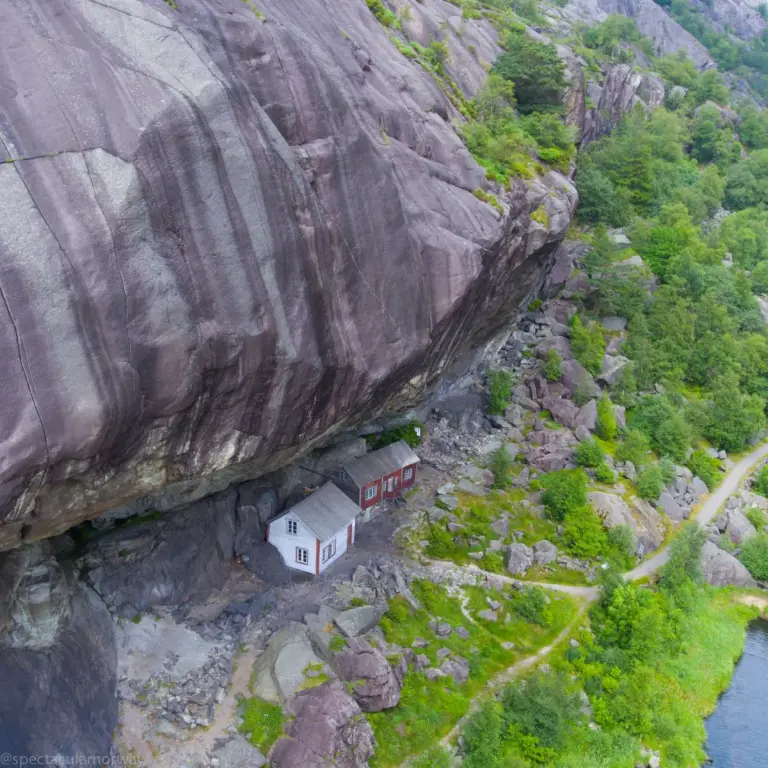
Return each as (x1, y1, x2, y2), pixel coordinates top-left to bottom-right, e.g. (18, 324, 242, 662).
(279, 482, 359, 542)
(343, 440, 421, 487)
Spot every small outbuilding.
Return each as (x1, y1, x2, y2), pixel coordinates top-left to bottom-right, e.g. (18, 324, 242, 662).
(337, 440, 420, 510)
(266, 482, 359, 575)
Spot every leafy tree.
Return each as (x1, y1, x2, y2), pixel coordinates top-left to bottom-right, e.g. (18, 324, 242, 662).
(575, 439, 604, 468)
(740, 534, 768, 581)
(493, 30, 567, 114)
(490, 444, 512, 488)
(753, 464, 768, 497)
(692, 69, 730, 105)
(540, 469, 588, 521)
(487, 369, 513, 415)
(462, 701, 504, 768)
(659, 523, 707, 608)
(738, 104, 768, 149)
(576, 167, 632, 226)
(686, 450, 720, 490)
(607, 525, 636, 569)
(690, 105, 741, 165)
(520, 111, 575, 169)
(501, 671, 584, 751)
(596, 395, 618, 441)
(543, 349, 563, 381)
(704, 372, 765, 452)
(630, 397, 692, 462)
(751, 261, 768, 294)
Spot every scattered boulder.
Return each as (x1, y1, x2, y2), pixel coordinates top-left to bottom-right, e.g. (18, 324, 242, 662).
(691, 477, 708, 498)
(601, 316, 627, 331)
(251, 623, 327, 704)
(270, 681, 374, 768)
(597, 355, 630, 387)
(575, 399, 598, 432)
(575, 425, 592, 442)
(211, 736, 267, 768)
(478, 609, 497, 622)
(439, 495, 460, 511)
(536, 336, 573, 361)
(440, 656, 470, 684)
(613, 405, 626, 430)
(456, 479, 488, 497)
(334, 606, 379, 639)
(588, 492, 665, 556)
(701, 542, 756, 588)
(331, 637, 406, 712)
(541, 396, 580, 429)
(719, 509, 757, 546)
(657, 491, 686, 522)
(533, 540, 558, 565)
(461, 466, 494, 486)
(560, 360, 600, 399)
(507, 543, 534, 575)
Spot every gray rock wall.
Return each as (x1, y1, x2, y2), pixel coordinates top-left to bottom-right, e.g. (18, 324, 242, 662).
(0, 0, 576, 550)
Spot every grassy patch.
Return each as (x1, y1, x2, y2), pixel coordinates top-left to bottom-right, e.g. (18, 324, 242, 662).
(370, 579, 578, 766)
(238, 697, 285, 754)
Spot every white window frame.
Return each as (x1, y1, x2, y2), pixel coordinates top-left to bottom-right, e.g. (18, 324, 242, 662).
(295, 547, 309, 565)
(322, 540, 337, 563)
(287, 519, 298, 536)
(364, 485, 378, 501)
(404, 467, 413, 481)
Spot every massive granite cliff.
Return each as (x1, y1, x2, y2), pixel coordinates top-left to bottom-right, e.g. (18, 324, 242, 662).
(0, 0, 578, 549)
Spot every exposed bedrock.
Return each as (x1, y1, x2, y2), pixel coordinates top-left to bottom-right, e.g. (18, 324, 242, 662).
(0, 543, 117, 757)
(0, 0, 576, 550)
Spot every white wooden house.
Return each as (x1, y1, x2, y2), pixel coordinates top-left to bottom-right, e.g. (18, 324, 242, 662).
(266, 482, 359, 575)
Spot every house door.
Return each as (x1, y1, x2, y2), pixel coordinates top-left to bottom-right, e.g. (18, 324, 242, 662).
(387, 476, 394, 493)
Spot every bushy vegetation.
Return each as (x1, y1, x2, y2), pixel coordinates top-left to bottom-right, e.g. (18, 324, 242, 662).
(574, 438, 604, 468)
(753, 464, 768, 497)
(543, 348, 562, 381)
(487, 369, 513, 414)
(460, 525, 755, 768)
(366, 421, 422, 450)
(539, 469, 588, 521)
(489, 444, 512, 488)
(595, 395, 617, 441)
(238, 697, 285, 753)
(570, 315, 605, 375)
(740, 533, 768, 580)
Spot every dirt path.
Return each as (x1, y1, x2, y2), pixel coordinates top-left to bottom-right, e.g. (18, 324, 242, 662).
(625, 442, 768, 583)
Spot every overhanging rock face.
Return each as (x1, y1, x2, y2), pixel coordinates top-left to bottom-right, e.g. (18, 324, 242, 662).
(0, 0, 576, 549)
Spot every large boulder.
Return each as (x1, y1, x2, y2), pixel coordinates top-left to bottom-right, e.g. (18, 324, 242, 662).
(330, 637, 406, 712)
(0, 544, 116, 760)
(270, 680, 374, 768)
(507, 543, 534, 575)
(657, 491, 686, 522)
(541, 397, 580, 429)
(575, 400, 598, 432)
(597, 355, 630, 387)
(701, 541, 756, 588)
(537, 336, 574, 361)
(79, 490, 237, 618)
(588, 492, 665, 556)
(718, 509, 758, 546)
(0, 0, 577, 552)
(560, 360, 600, 399)
(334, 606, 380, 639)
(211, 736, 267, 768)
(533, 540, 558, 566)
(251, 623, 329, 704)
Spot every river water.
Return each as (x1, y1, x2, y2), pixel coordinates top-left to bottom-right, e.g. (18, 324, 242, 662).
(705, 619, 768, 767)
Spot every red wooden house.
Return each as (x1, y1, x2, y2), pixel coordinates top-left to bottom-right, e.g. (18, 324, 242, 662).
(336, 440, 420, 510)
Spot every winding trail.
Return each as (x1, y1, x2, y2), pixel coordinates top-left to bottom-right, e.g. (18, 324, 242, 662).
(399, 442, 768, 766)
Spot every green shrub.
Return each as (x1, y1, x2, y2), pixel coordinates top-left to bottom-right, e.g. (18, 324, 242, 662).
(366, 421, 422, 450)
(630, 397, 692, 462)
(511, 587, 552, 627)
(686, 450, 720, 491)
(575, 439, 604, 468)
(410, 745, 455, 768)
(366, 0, 401, 28)
(329, 635, 347, 652)
(562, 505, 608, 558)
(528, 298, 543, 311)
(753, 465, 768, 497)
(615, 429, 650, 467)
(637, 464, 664, 500)
(490, 444, 512, 488)
(740, 533, 768, 580)
(543, 349, 563, 381)
(570, 315, 606, 375)
(596, 396, 618, 441)
(487, 369, 513, 415)
(540, 470, 588, 521)
(606, 524, 636, 569)
(595, 462, 616, 483)
(746, 507, 767, 531)
(239, 697, 285, 753)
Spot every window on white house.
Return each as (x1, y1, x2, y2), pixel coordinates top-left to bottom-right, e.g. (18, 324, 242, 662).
(295, 547, 309, 565)
(364, 486, 378, 501)
(404, 467, 413, 481)
(287, 519, 298, 536)
(322, 540, 337, 563)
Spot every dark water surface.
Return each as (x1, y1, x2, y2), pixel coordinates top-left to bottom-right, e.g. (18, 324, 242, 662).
(705, 619, 768, 767)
